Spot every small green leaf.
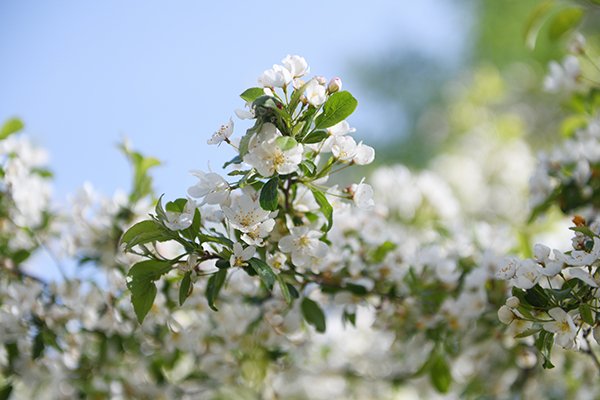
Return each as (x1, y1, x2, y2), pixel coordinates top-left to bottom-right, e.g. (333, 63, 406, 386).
(310, 188, 333, 232)
(314, 91, 358, 129)
(548, 7, 583, 42)
(128, 260, 173, 282)
(569, 226, 597, 238)
(429, 354, 452, 393)
(580, 303, 595, 325)
(0, 118, 24, 140)
(370, 241, 397, 263)
(179, 272, 193, 306)
(223, 155, 243, 168)
(120, 220, 171, 251)
(166, 198, 188, 213)
(206, 269, 227, 311)
(240, 87, 265, 103)
(276, 274, 292, 305)
(127, 260, 172, 323)
(259, 176, 279, 211)
(524, 284, 550, 308)
(302, 129, 329, 144)
(299, 160, 317, 177)
(248, 257, 276, 291)
(301, 297, 326, 333)
(275, 136, 298, 151)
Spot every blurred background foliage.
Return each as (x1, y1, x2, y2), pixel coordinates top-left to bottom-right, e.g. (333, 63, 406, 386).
(353, 0, 600, 168)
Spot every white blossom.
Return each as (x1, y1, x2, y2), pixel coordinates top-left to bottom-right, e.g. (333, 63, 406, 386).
(207, 118, 234, 145)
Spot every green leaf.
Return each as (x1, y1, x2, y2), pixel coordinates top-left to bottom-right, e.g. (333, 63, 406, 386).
(259, 176, 279, 211)
(310, 188, 333, 232)
(120, 142, 161, 203)
(569, 226, 598, 238)
(524, 284, 550, 308)
(514, 327, 542, 338)
(548, 7, 583, 42)
(370, 241, 397, 263)
(0, 383, 13, 400)
(240, 87, 265, 103)
(179, 272, 193, 306)
(275, 136, 298, 151)
(302, 129, 329, 144)
(276, 274, 292, 305)
(0, 118, 24, 140)
(301, 297, 326, 333)
(299, 160, 317, 177)
(314, 91, 358, 129)
(429, 354, 452, 393)
(120, 220, 171, 251)
(248, 257, 276, 291)
(127, 260, 172, 323)
(128, 259, 173, 282)
(523, 0, 556, 49)
(580, 303, 595, 325)
(166, 198, 188, 213)
(223, 155, 243, 169)
(206, 269, 227, 311)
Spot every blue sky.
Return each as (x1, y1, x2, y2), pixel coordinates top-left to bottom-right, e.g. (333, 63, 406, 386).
(1, 0, 469, 202)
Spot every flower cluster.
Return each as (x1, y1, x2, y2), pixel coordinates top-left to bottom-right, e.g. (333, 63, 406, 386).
(120, 55, 376, 324)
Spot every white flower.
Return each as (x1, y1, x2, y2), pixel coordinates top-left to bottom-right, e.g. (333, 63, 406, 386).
(321, 120, 356, 152)
(267, 252, 288, 272)
(496, 256, 519, 280)
(353, 142, 375, 165)
(278, 226, 328, 268)
(282, 55, 309, 78)
(566, 237, 600, 266)
(241, 219, 276, 247)
(543, 307, 578, 349)
(258, 64, 292, 88)
(230, 242, 255, 267)
(244, 134, 304, 177)
(235, 105, 255, 120)
(187, 171, 230, 205)
(567, 267, 598, 287)
(543, 55, 580, 93)
(221, 193, 273, 233)
(207, 118, 234, 145)
(513, 259, 542, 289)
(305, 78, 327, 107)
(331, 136, 357, 161)
(349, 181, 374, 210)
(164, 200, 196, 231)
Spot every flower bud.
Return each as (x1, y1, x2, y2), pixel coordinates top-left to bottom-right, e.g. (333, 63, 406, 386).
(498, 305, 516, 325)
(506, 296, 520, 309)
(328, 77, 342, 93)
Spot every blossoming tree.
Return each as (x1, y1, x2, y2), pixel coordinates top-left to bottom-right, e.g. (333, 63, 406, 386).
(3, 2, 600, 399)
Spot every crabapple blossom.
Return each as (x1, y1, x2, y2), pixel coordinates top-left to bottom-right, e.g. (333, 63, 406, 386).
(279, 226, 328, 268)
(207, 118, 234, 145)
(305, 78, 327, 106)
(230, 242, 255, 267)
(282, 54, 309, 78)
(187, 170, 230, 205)
(221, 193, 274, 233)
(258, 64, 292, 88)
(543, 308, 578, 349)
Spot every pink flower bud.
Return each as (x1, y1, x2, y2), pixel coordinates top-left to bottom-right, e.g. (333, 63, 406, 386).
(328, 77, 342, 93)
